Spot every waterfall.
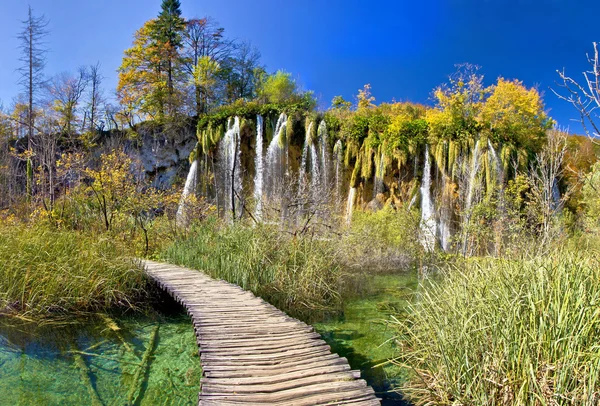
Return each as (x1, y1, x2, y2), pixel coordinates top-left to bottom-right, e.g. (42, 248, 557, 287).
(219, 117, 242, 219)
(439, 177, 451, 252)
(345, 187, 357, 225)
(265, 113, 288, 202)
(374, 152, 385, 195)
(176, 159, 199, 227)
(464, 139, 481, 215)
(318, 120, 329, 191)
(298, 122, 312, 194)
(309, 143, 320, 191)
(333, 140, 343, 205)
(461, 139, 481, 255)
(254, 115, 264, 220)
(420, 146, 437, 252)
(487, 139, 502, 181)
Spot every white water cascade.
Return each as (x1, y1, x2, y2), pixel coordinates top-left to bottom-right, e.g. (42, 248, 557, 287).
(487, 140, 502, 182)
(461, 139, 482, 255)
(176, 159, 199, 227)
(438, 177, 451, 252)
(298, 122, 312, 193)
(265, 113, 288, 201)
(374, 152, 385, 195)
(345, 187, 357, 225)
(318, 120, 329, 191)
(420, 146, 437, 252)
(254, 115, 264, 220)
(220, 117, 242, 219)
(309, 143, 320, 191)
(333, 140, 343, 205)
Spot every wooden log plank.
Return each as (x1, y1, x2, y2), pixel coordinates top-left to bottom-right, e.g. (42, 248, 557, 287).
(141, 260, 380, 405)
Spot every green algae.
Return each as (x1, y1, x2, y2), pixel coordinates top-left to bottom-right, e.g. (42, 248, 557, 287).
(0, 311, 200, 406)
(314, 271, 418, 405)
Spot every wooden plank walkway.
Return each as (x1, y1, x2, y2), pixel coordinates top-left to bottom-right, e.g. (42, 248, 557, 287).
(143, 260, 380, 406)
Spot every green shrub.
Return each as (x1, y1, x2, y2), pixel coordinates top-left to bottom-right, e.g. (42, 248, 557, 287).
(161, 219, 341, 320)
(392, 251, 600, 405)
(0, 223, 148, 316)
(342, 206, 422, 271)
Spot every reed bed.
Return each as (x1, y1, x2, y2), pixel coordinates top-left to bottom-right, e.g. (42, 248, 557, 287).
(0, 223, 148, 316)
(392, 251, 600, 405)
(161, 219, 342, 320)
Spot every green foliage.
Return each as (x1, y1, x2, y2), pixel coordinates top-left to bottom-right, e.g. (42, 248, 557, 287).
(161, 219, 342, 320)
(393, 251, 600, 405)
(342, 206, 422, 270)
(256, 70, 298, 104)
(0, 222, 147, 316)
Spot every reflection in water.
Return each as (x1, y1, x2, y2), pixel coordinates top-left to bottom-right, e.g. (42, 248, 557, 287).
(313, 271, 418, 405)
(0, 303, 200, 405)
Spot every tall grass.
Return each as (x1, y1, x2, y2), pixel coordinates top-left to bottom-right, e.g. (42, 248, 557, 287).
(0, 223, 148, 316)
(392, 251, 600, 405)
(161, 219, 342, 320)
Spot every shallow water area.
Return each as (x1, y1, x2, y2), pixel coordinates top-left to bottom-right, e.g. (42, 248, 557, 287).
(314, 271, 418, 405)
(0, 309, 200, 406)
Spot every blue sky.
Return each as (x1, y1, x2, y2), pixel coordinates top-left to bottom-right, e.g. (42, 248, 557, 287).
(0, 0, 598, 133)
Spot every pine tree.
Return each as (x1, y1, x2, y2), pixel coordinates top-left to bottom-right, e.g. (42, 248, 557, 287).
(153, 0, 185, 112)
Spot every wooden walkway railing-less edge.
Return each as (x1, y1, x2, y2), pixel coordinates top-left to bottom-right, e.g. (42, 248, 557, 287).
(142, 260, 380, 405)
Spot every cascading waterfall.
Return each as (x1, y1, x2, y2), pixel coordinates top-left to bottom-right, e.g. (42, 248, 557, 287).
(461, 138, 481, 255)
(487, 139, 502, 182)
(333, 140, 343, 205)
(438, 177, 451, 252)
(309, 143, 320, 191)
(176, 159, 199, 227)
(345, 187, 357, 225)
(219, 117, 242, 219)
(254, 115, 264, 220)
(298, 122, 311, 192)
(420, 145, 437, 252)
(265, 113, 288, 202)
(374, 152, 385, 195)
(318, 120, 329, 192)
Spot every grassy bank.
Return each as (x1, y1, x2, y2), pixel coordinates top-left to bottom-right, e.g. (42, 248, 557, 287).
(0, 223, 148, 317)
(393, 251, 600, 405)
(161, 219, 342, 320)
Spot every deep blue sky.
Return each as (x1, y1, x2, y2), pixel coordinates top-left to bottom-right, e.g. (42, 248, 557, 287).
(0, 0, 598, 133)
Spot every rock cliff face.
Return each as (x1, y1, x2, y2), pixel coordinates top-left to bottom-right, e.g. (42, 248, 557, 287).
(129, 123, 197, 188)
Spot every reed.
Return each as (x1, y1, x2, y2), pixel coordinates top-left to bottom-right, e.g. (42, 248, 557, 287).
(0, 223, 148, 316)
(392, 251, 600, 405)
(161, 219, 342, 320)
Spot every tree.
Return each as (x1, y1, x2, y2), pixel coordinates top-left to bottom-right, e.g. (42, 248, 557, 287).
(331, 95, 352, 110)
(480, 78, 551, 149)
(256, 70, 298, 104)
(190, 56, 221, 114)
(118, 20, 167, 120)
(46, 69, 88, 142)
(220, 41, 262, 103)
(17, 6, 48, 200)
(554, 42, 600, 145)
(83, 62, 104, 144)
(153, 0, 186, 114)
(17, 6, 48, 151)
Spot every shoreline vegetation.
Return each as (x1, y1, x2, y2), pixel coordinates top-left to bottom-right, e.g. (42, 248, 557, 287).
(1, 0, 600, 404)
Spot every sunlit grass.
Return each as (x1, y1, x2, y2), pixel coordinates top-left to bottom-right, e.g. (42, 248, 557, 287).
(0, 223, 148, 316)
(160, 218, 342, 320)
(392, 251, 600, 405)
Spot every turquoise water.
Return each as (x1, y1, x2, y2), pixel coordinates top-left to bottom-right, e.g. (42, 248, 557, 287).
(314, 271, 419, 405)
(0, 272, 417, 405)
(0, 309, 200, 406)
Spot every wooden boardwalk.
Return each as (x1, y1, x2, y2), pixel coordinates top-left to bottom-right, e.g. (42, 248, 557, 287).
(143, 260, 380, 406)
